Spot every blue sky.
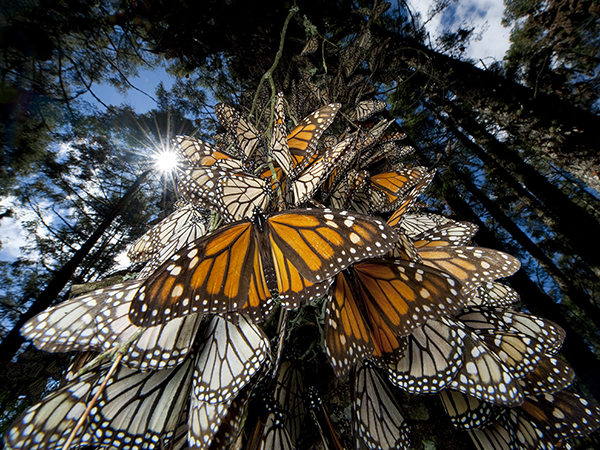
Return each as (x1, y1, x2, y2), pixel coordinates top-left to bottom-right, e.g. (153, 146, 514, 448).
(0, 67, 178, 261)
(1, 3, 514, 262)
(80, 65, 176, 113)
(411, 0, 511, 68)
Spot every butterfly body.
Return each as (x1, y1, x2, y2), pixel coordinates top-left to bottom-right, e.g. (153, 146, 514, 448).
(130, 208, 397, 327)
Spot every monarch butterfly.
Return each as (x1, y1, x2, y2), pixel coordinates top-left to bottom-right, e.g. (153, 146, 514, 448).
(411, 220, 479, 248)
(178, 103, 344, 219)
(274, 361, 305, 446)
(179, 167, 273, 223)
(4, 357, 192, 450)
(21, 280, 204, 372)
(400, 213, 454, 238)
(130, 208, 397, 327)
(448, 326, 524, 407)
(193, 315, 270, 404)
(386, 317, 464, 394)
(417, 247, 521, 294)
(339, 45, 362, 77)
(8, 314, 269, 450)
(439, 389, 501, 430)
(305, 386, 346, 450)
(209, 384, 254, 449)
(286, 103, 341, 175)
(355, 99, 386, 122)
(520, 355, 574, 396)
(270, 92, 293, 177)
(519, 390, 600, 441)
(215, 103, 261, 164)
(128, 202, 209, 279)
(456, 307, 566, 355)
(466, 281, 520, 307)
(354, 119, 393, 154)
(245, 362, 304, 450)
(385, 170, 436, 229)
(467, 412, 527, 450)
(353, 362, 411, 450)
(301, 36, 319, 55)
(288, 137, 354, 206)
(369, 167, 432, 212)
(324, 259, 466, 377)
(328, 169, 369, 210)
(173, 135, 244, 171)
(472, 330, 544, 379)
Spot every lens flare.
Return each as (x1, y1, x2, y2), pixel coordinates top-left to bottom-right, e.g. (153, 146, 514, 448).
(154, 151, 179, 173)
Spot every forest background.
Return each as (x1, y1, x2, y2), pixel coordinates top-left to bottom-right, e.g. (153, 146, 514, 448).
(0, 0, 599, 447)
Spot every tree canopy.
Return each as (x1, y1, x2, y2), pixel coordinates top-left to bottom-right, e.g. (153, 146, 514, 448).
(1, 1, 600, 448)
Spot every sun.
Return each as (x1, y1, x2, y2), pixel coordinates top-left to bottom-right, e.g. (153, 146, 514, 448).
(153, 150, 179, 173)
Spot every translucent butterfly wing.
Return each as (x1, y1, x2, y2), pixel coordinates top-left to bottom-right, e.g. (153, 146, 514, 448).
(417, 246, 521, 294)
(386, 317, 464, 394)
(173, 135, 244, 171)
(353, 363, 411, 450)
(4, 371, 96, 450)
(188, 396, 232, 450)
(215, 103, 261, 162)
(289, 136, 353, 205)
(475, 331, 544, 379)
(520, 355, 574, 396)
(412, 221, 479, 248)
(214, 170, 272, 222)
(178, 166, 224, 206)
(270, 92, 293, 176)
(457, 307, 566, 355)
(20, 280, 144, 353)
(95, 295, 203, 371)
(89, 360, 193, 449)
(136, 203, 208, 278)
(400, 213, 452, 238)
(287, 103, 340, 176)
(467, 414, 514, 450)
(439, 390, 501, 430)
(193, 315, 270, 404)
(466, 282, 520, 307)
(449, 328, 524, 407)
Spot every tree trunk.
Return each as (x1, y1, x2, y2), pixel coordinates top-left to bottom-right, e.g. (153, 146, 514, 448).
(413, 148, 600, 401)
(0, 169, 152, 362)
(428, 95, 600, 275)
(378, 27, 600, 192)
(459, 169, 600, 332)
(439, 177, 600, 401)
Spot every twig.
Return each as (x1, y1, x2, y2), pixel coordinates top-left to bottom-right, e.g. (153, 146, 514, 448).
(249, 6, 299, 119)
(62, 353, 124, 450)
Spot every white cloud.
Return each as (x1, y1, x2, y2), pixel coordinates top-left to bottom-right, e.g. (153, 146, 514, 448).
(410, 0, 512, 68)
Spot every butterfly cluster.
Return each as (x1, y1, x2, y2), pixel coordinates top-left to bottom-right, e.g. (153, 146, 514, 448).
(5, 54, 600, 450)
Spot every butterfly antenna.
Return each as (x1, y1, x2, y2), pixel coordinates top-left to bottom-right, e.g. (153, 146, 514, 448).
(62, 352, 124, 450)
